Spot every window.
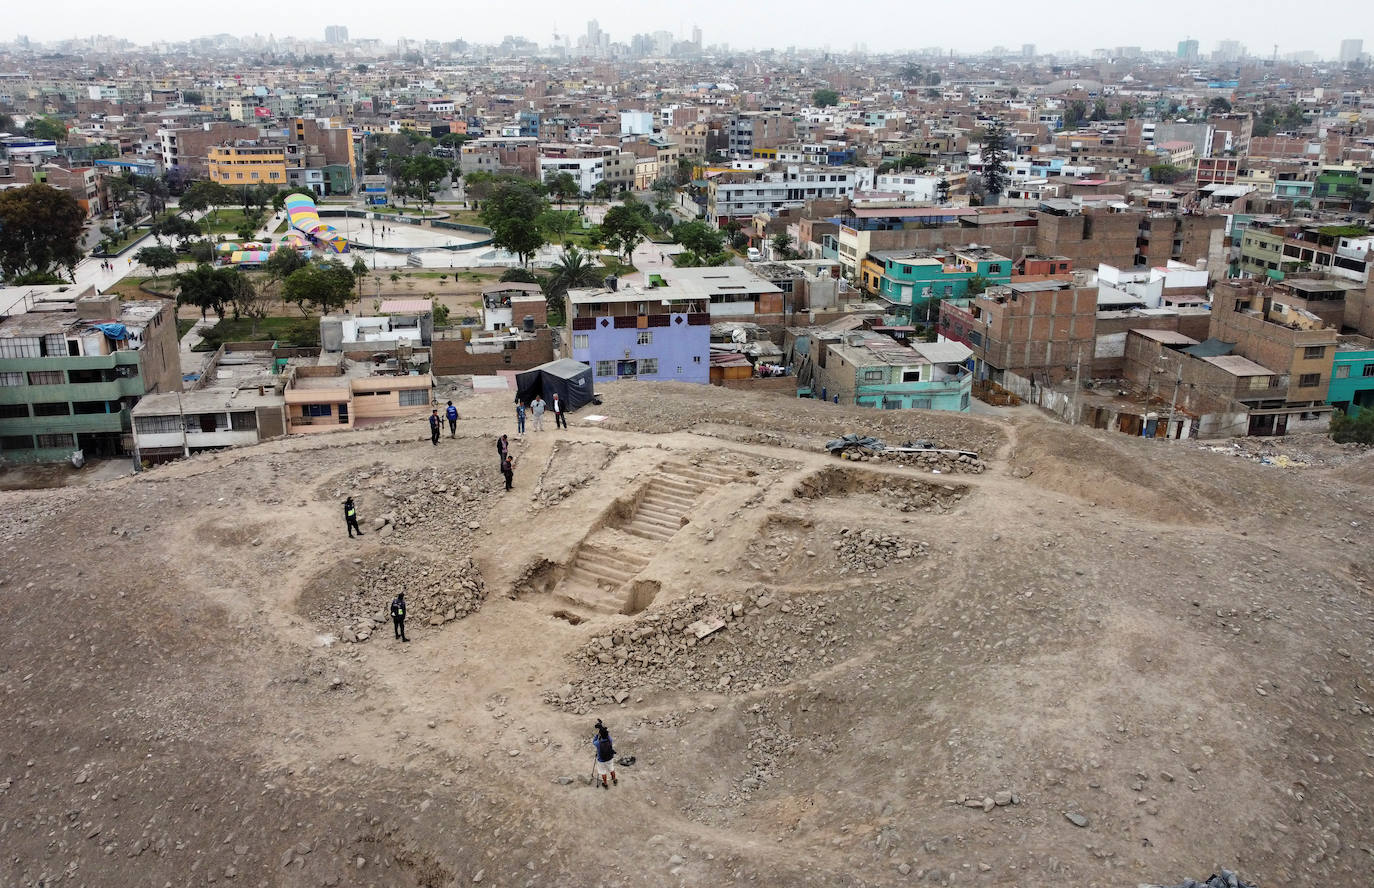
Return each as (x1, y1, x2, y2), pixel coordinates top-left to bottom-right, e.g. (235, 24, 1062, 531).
(912, 398, 932, 409)
(640, 358, 658, 375)
(1364, 363, 1374, 377)
(28, 370, 64, 385)
(1298, 373, 1321, 388)
(0, 404, 28, 418)
(36, 433, 74, 449)
(693, 355, 702, 364)
(573, 334, 589, 350)
(303, 404, 332, 417)
(1304, 346, 1327, 360)
(230, 411, 258, 431)
(337, 404, 349, 424)
(596, 361, 614, 378)
(960, 393, 971, 410)
(988, 264, 1002, 274)
(398, 389, 428, 407)
(862, 369, 884, 381)
(135, 415, 180, 434)
(676, 366, 683, 374)
(1335, 365, 1350, 378)
(1, 435, 34, 450)
(636, 331, 653, 346)
(32, 402, 70, 416)
(0, 372, 23, 386)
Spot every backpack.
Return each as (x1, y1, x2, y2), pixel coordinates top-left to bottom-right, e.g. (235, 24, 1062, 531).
(595, 735, 615, 761)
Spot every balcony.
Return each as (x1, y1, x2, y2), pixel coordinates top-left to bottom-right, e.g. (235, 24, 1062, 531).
(0, 410, 129, 435)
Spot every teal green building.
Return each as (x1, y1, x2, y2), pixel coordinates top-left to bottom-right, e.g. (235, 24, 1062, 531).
(1329, 335, 1374, 416)
(870, 247, 1012, 318)
(0, 288, 182, 463)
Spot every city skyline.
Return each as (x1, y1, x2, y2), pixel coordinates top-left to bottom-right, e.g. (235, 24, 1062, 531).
(4, 0, 1371, 59)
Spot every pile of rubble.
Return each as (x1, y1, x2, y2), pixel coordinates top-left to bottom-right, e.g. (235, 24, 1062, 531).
(865, 448, 987, 474)
(545, 588, 846, 713)
(319, 553, 486, 643)
(833, 527, 927, 573)
(531, 441, 617, 507)
(326, 464, 498, 547)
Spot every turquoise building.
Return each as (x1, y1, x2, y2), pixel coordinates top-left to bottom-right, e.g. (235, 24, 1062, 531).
(798, 329, 973, 412)
(1329, 335, 1374, 416)
(869, 246, 1013, 317)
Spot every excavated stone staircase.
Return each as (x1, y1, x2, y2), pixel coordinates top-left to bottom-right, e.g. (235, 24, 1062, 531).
(552, 457, 748, 617)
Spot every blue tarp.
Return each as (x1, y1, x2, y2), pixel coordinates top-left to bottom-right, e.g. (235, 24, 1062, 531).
(93, 323, 128, 340)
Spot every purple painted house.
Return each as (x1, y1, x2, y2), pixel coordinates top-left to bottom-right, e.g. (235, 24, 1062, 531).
(567, 283, 711, 384)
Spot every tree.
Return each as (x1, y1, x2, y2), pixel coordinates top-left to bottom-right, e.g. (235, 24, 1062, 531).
(282, 261, 355, 315)
(176, 264, 231, 320)
(936, 178, 951, 203)
(351, 255, 369, 300)
(180, 180, 233, 224)
(1148, 164, 1189, 184)
(537, 208, 574, 244)
(397, 155, 449, 210)
(135, 246, 178, 280)
(91, 142, 119, 160)
(23, 116, 67, 143)
(771, 232, 795, 259)
(1207, 97, 1233, 115)
(182, 90, 204, 105)
(0, 184, 86, 281)
(225, 271, 271, 333)
(1065, 100, 1088, 129)
(965, 274, 991, 297)
(1090, 99, 1108, 121)
(592, 180, 615, 200)
(812, 88, 839, 108)
(980, 119, 1009, 204)
(1330, 408, 1374, 444)
(601, 204, 649, 265)
(500, 267, 540, 284)
(545, 171, 579, 207)
(673, 220, 725, 257)
(541, 246, 605, 323)
(480, 180, 548, 266)
(650, 177, 677, 211)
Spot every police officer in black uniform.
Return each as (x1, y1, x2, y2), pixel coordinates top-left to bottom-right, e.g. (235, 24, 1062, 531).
(344, 497, 363, 538)
(390, 592, 408, 642)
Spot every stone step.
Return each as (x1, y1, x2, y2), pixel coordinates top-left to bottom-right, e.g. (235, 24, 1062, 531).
(661, 466, 726, 486)
(566, 564, 631, 589)
(651, 477, 703, 498)
(623, 523, 675, 542)
(576, 546, 650, 574)
(642, 488, 695, 510)
(555, 585, 625, 615)
(628, 512, 679, 531)
(635, 501, 682, 522)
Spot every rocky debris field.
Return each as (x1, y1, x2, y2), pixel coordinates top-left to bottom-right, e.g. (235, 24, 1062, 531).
(546, 580, 923, 714)
(831, 526, 929, 573)
(322, 459, 499, 547)
(303, 551, 486, 642)
(790, 465, 968, 513)
(833, 447, 988, 474)
(531, 440, 618, 507)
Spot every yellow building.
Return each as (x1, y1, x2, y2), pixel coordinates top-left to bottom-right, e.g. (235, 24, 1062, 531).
(207, 144, 287, 186)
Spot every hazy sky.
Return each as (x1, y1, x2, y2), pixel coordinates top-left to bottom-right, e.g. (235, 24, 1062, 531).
(6, 0, 1369, 58)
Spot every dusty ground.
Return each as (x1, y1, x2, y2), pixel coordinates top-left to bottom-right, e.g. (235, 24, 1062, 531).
(1, 383, 1371, 888)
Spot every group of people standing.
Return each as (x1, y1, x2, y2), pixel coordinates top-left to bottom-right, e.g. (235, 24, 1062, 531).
(514, 393, 566, 435)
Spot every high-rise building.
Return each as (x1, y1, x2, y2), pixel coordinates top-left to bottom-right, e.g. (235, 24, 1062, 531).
(1177, 39, 1199, 60)
(1021, 43, 1035, 58)
(692, 26, 702, 48)
(324, 25, 349, 44)
(1215, 40, 1244, 62)
(1339, 38, 1363, 64)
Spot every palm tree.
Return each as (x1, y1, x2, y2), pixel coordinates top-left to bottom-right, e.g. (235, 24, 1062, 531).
(542, 246, 605, 323)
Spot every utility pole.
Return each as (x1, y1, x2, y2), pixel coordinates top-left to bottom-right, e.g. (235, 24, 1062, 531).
(1071, 346, 1083, 426)
(1166, 361, 1182, 440)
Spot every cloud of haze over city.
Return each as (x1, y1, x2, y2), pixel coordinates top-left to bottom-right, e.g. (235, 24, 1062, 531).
(4, 0, 1369, 58)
